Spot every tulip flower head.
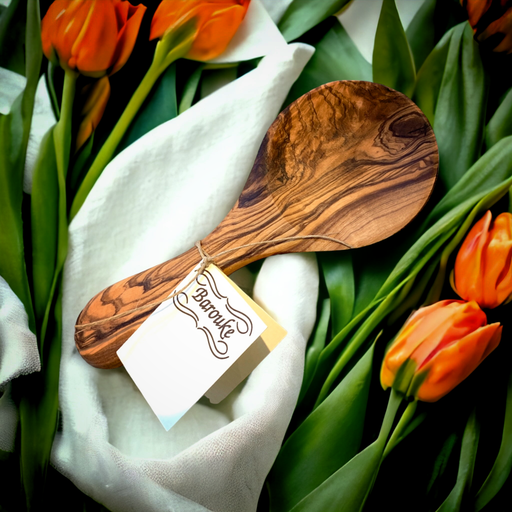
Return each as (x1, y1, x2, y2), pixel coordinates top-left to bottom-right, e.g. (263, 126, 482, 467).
(381, 300, 502, 402)
(42, 0, 146, 77)
(461, 0, 512, 53)
(454, 211, 512, 309)
(150, 0, 251, 62)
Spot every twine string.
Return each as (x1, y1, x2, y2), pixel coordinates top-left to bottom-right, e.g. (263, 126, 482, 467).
(75, 235, 352, 332)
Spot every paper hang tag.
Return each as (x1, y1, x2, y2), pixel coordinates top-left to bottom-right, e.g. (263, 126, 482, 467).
(117, 263, 287, 431)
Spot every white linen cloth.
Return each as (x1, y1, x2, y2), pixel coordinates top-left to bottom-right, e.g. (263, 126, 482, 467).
(0, 277, 41, 452)
(51, 42, 317, 512)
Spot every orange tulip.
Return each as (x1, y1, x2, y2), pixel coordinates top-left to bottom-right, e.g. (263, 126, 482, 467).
(381, 300, 502, 402)
(41, 0, 146, 77)
(461, 0, 512, 53)
(150, 0, 250, 61)
(454, 211, 512, 309)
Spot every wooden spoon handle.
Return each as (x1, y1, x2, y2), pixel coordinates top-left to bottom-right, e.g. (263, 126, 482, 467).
(75, 198, 347, 369)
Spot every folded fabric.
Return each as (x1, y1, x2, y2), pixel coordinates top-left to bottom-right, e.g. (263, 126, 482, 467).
(52, 42, 316, 512)
(0, 277, 41, 452)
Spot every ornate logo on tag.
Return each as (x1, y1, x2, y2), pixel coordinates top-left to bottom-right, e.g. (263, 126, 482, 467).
(173, 269, 253, 359)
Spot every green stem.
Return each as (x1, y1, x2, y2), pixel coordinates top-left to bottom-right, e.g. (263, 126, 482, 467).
(53, 70, 76, 179)
(378, 389, 403, 445)
(358, 389, 403, 509)
(69, 61, 160, 220)
(382, 399, 418, 458)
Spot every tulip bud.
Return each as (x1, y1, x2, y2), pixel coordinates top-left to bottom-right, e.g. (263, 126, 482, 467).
(150, 0, 250, 62)
(76, 76, 111, 151)
(454, 210, 512, 309)
(41, 0, 146, 77)
(381, 300, 502, 402)
(461, 0, 512, 54)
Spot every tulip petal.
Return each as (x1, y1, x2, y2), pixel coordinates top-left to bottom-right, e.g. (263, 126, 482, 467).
(110, 3, 147, 75)
(383, 300, 487, 379)
(412, 301, 487, 368)
(489, 8, 512, 54)
(41, 0, 72, 64)
(462, 0, 493, 31)
(150, 0, 196, 40)
(454, 211, 512, 308)
(42, 0, 85, 69)
(114, 0, 130, 27)
(59, 1, 93, 69)
(415, 322, 502, 402)
(454, 210, 492, 303)
(71, 1, 118, 76)
(488, 213, 512, 306)
(187, 5, 247, 61)
(476, 5, 512, 53)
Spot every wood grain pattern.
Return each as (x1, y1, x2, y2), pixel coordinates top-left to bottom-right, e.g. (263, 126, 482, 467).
(76, 81, 438, 369)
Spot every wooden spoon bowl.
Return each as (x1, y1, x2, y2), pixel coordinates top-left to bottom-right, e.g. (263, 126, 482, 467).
(75, 81, 438, 369)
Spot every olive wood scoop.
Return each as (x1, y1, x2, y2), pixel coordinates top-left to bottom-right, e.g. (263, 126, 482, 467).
(76, 80, 438, 369)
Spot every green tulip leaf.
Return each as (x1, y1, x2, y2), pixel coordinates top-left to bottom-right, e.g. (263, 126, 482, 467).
(351, 241, 407, 317)
(268, 345, 374, 512)
(475, 368, 512, 511)
(289, 441, 382, 512)
(406, 0, 437, 71)
(19, 285, 63, 508)
(320, 252, 354, 337)
(0, 106, 33, 322)
(486, 87, 512, 149)
(278, 0, 353, 43)
(373, 0, 416, 97)
(299, 298, 331, 404)
(45, 61, 61, 119)
(425, 135, 512, 229)
(413, 26, 453, 126)
(0, 0, 42, 328)
(117, 62, 178, 154)
(30, 127, 59, 323)
(285, 21, 371, 106)
(406, 0, 465, 72)
(427, 432, 459, 497)
(433, 22, 488, 193)
(289, 390, 402, 512)
(0, 0, 25, 75)
(436, 409, 480, 512)
(178, 64, 203, 114)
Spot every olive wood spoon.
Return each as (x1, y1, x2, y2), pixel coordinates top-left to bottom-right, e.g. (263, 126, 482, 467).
(76, 80, 438, 369)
